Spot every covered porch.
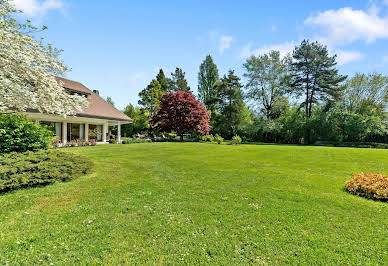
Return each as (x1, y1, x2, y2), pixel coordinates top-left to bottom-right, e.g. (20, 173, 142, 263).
(25, 112, 129, 144)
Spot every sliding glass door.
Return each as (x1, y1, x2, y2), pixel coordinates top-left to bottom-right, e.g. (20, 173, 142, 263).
(67, 123, 85, 141)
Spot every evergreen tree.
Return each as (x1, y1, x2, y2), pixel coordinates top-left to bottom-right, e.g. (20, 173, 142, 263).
(213, 70, 245, 138)
(198, 55, 219, 112)
(171, 67, 190, 91)
(138, 79, 166, 117)
(156, 69, 171, 91)
(289, 40, 347, 144)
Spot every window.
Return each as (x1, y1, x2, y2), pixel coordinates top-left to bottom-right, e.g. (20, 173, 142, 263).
(67, 123, 85, 141)
(40, 121, 62, 139)
(89, 124, 103, 141)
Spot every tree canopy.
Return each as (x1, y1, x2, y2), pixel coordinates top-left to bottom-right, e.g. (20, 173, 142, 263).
(243, 51, 289, 119)
(150, 91, 210, 140)
(0, 0, 88, 116)
(198, 55, 219, 112)
(171, 68, 191, 92)
(289, 40, 347, 143)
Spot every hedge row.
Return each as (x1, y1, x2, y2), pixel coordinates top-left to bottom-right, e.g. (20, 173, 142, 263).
(0, 150, 93, 192)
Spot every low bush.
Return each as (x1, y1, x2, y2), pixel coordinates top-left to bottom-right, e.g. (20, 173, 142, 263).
(315, 141, 388, 149)
(109, 139, 117, 144)
(345, 173, 388, 201)
(0, 150, 93, 192)
(231, 135, 242, 145)
(215, 134, 223, 144)
(201, 135, 214, 142)
(0, 114, 52, 153)
(121, 137, 152, 144)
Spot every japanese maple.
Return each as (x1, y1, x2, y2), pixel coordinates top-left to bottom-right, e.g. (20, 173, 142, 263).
(151, 91, 210, 140)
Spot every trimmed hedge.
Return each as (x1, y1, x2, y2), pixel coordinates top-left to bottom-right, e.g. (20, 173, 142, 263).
(345, 173, 388, 201)
(0, 150, 93, 192)
(0, 114, 52, 153)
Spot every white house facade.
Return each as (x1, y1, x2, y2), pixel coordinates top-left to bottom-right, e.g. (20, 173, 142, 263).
(24, 77, 132, 144)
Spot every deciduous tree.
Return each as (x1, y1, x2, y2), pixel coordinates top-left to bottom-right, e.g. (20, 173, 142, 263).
(198, 55, 219, 112)
(150, 91, 210, 140)
(0, 0, 88, 115)
(243, 50, 289, 119)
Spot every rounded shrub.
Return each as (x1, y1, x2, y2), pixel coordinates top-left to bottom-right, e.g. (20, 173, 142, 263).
(0, 114, 52, 153)
(215, 134, 223, 144)
(0, 150, 93, 192)
(345, 173, 388, 201)
(231, 135, 242, 145)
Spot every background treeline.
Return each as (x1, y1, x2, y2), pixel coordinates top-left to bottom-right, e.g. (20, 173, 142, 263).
(120, 40, 388, 145)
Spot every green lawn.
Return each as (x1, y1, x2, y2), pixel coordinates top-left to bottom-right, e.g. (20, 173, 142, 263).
(0, 143, 387, 264)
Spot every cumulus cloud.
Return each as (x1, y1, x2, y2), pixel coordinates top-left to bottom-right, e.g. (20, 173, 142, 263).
(219, 35, 234, 54)
(11, 0, 64, 17)
(305, 7, 388, 46)
(240, 41, 296, 59)
(334, 50, 364, 66)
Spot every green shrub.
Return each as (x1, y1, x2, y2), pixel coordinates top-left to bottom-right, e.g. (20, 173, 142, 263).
(201, 135, 214, 142)
(215, 134, 223, 144)
(0, 114, 52, 153)
(0, 150, 93, 192)
(345, 173, 388, 201)
(109, 139, 117, 144)
(121, 137, 152, 144)
(231, 135, 242, 145)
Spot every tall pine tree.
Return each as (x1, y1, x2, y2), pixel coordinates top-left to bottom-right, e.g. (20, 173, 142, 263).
(290, 40, 347, 144)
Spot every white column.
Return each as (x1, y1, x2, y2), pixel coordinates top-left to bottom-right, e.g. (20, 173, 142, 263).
(102, 123, 107, 143)
(62, 122, 67, 144)
(85, 123, 89, 142)
(117, 122, 121, 143)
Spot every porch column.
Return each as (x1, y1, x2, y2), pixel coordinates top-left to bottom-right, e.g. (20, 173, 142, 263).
(102, 123, 108, 142)
(117, 122, 121, 143)
(85, 123, 89, 142)
(62, 122, 67, 144)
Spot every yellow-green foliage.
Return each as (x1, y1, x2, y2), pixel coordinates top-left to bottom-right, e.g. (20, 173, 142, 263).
(0, 150, 93, 192)
(345, 173, 388, 201)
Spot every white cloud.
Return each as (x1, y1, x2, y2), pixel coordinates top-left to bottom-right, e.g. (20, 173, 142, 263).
(305, 7, 388, 46)
(334, 50, 364, 66)
(11, 0, 64, 17)
(240, 41, 296, 59)
(128, 72, 146, 86)
(219, 35, 234, 54)
(271, 25, 277, 32)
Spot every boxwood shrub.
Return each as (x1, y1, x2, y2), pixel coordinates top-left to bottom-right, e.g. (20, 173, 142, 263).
(0, 150, 93, 192)
(345, 173, 388, 201)
(0, 114, 52, 153)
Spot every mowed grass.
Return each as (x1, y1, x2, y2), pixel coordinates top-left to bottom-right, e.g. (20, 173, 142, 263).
(0, 143, 387, 265)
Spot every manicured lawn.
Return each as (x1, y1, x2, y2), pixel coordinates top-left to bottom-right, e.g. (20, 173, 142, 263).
(0, 143, 387, 264)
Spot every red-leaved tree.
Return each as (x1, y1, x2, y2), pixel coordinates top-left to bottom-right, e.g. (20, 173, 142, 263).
(151, 91, 210, 140)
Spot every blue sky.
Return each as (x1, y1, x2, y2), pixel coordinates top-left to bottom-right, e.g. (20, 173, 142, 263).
(11, 0, 388, 109)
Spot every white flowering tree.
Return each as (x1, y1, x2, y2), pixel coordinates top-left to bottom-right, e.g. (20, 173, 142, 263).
(0, 0, 88, 116)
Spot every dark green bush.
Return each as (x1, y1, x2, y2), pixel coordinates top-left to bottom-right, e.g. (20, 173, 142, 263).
(0, 150, 93, 192)
(0, 114, 53, 153)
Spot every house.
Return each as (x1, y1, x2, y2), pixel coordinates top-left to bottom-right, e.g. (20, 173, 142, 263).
(24, 77, 132, 144)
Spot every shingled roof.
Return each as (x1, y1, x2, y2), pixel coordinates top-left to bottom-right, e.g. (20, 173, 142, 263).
(55, 77, 132, 123)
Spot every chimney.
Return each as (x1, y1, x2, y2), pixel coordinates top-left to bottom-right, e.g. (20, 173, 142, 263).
(93, 90, 99, 95)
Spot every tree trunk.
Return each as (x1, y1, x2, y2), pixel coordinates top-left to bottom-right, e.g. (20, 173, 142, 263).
(180, 134, 184, 141)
